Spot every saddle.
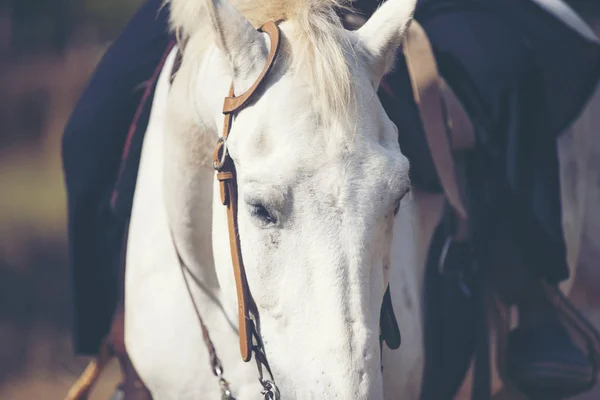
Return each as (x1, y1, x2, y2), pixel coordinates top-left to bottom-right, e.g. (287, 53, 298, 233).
(396, 18, 600, 400)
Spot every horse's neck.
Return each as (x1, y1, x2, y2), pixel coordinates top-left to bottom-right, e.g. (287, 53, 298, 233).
(125, 47, 264, 398)
(161, 47, 227, 291)
(128, 44, 223, 302)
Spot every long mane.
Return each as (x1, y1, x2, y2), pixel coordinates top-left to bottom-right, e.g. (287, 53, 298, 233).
(165, 0, 357, 121)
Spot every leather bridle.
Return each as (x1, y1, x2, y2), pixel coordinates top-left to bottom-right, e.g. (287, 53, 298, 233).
(173, 20, 283, 400)
(68, 14, 474, 400)
(174, 19, 400, 400)
(63, 9, 519, 400)
(212, 19, 282, 399)
(212, 20, 281, 366)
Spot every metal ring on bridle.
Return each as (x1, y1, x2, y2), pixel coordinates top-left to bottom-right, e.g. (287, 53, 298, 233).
(213, 137, 228, 171)
(219, 378, 236, 400)
(214, 363, 224, 378)
(259, 378, 280, 400)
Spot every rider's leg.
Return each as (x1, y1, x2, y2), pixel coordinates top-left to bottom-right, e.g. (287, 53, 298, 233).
(62, 0, 171, 357)
(416, 0, 597, 395)
(62, 0, 171, 398)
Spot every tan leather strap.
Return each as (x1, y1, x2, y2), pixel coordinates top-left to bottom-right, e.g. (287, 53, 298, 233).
(213, 20, 281, 366)
(217, 163, 255, 362)
(223, 21, 281, 114)
(402, 21, 475, 231)
(438, 79, 475, 152)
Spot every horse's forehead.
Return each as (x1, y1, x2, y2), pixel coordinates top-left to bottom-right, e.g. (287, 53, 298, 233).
(238, 134, 400, 199)
(240, 88, 377, 149)
(231, 58, 396, 184)
(234, 105, 393, 178)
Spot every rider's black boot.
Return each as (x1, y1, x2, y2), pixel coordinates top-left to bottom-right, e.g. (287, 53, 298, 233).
(507, 283, 594, 398)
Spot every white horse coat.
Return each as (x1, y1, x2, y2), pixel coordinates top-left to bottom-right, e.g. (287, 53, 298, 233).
(123, 0, 599, 399)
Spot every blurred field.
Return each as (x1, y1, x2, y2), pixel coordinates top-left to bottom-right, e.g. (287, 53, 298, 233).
(0, 2, 138, 399)
(0, 1, 599, 400)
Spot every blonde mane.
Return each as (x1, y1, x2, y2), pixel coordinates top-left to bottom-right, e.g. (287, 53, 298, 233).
(165, 0, 356, 121)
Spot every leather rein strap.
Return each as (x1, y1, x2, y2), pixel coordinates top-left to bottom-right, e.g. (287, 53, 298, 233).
(211, 20, 282, 399)
(402, 20, 475, 239)
(213, 19, 280, 363)
(170, 20, 282, 400)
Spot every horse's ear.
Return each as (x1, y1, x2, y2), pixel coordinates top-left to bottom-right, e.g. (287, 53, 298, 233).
(203, 0, 267, 84)
(357, 0, 417, 87)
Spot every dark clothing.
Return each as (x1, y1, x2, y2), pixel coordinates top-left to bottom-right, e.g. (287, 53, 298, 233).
(429, 0, 600, 284)
(378, 4, 600, 397)
(377, 0, 600, 284)
(62, 0, 600, 356)
(62, 0, 172, 355)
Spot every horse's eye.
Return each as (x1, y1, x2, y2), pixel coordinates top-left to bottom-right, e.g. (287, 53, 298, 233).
(249, 203, 277, 225)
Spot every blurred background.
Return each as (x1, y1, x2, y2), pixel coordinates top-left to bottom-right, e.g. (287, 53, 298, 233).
(0, 1, 142, 398)
(0, 0, 599, 399)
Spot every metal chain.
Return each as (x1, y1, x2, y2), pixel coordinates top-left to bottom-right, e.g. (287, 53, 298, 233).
(259, 378, 280, 400)
(216, 366, 237, 400)
(174, 232, 280, 400)
(171, 228, 239, 400)
(251, 331, 280, 400)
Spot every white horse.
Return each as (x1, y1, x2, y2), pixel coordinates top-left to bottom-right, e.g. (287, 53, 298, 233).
(123, 0, 600, 399)
(125, 0, 424, 399)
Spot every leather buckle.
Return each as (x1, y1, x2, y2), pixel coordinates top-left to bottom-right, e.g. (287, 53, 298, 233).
(213, 137, 228, 171)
